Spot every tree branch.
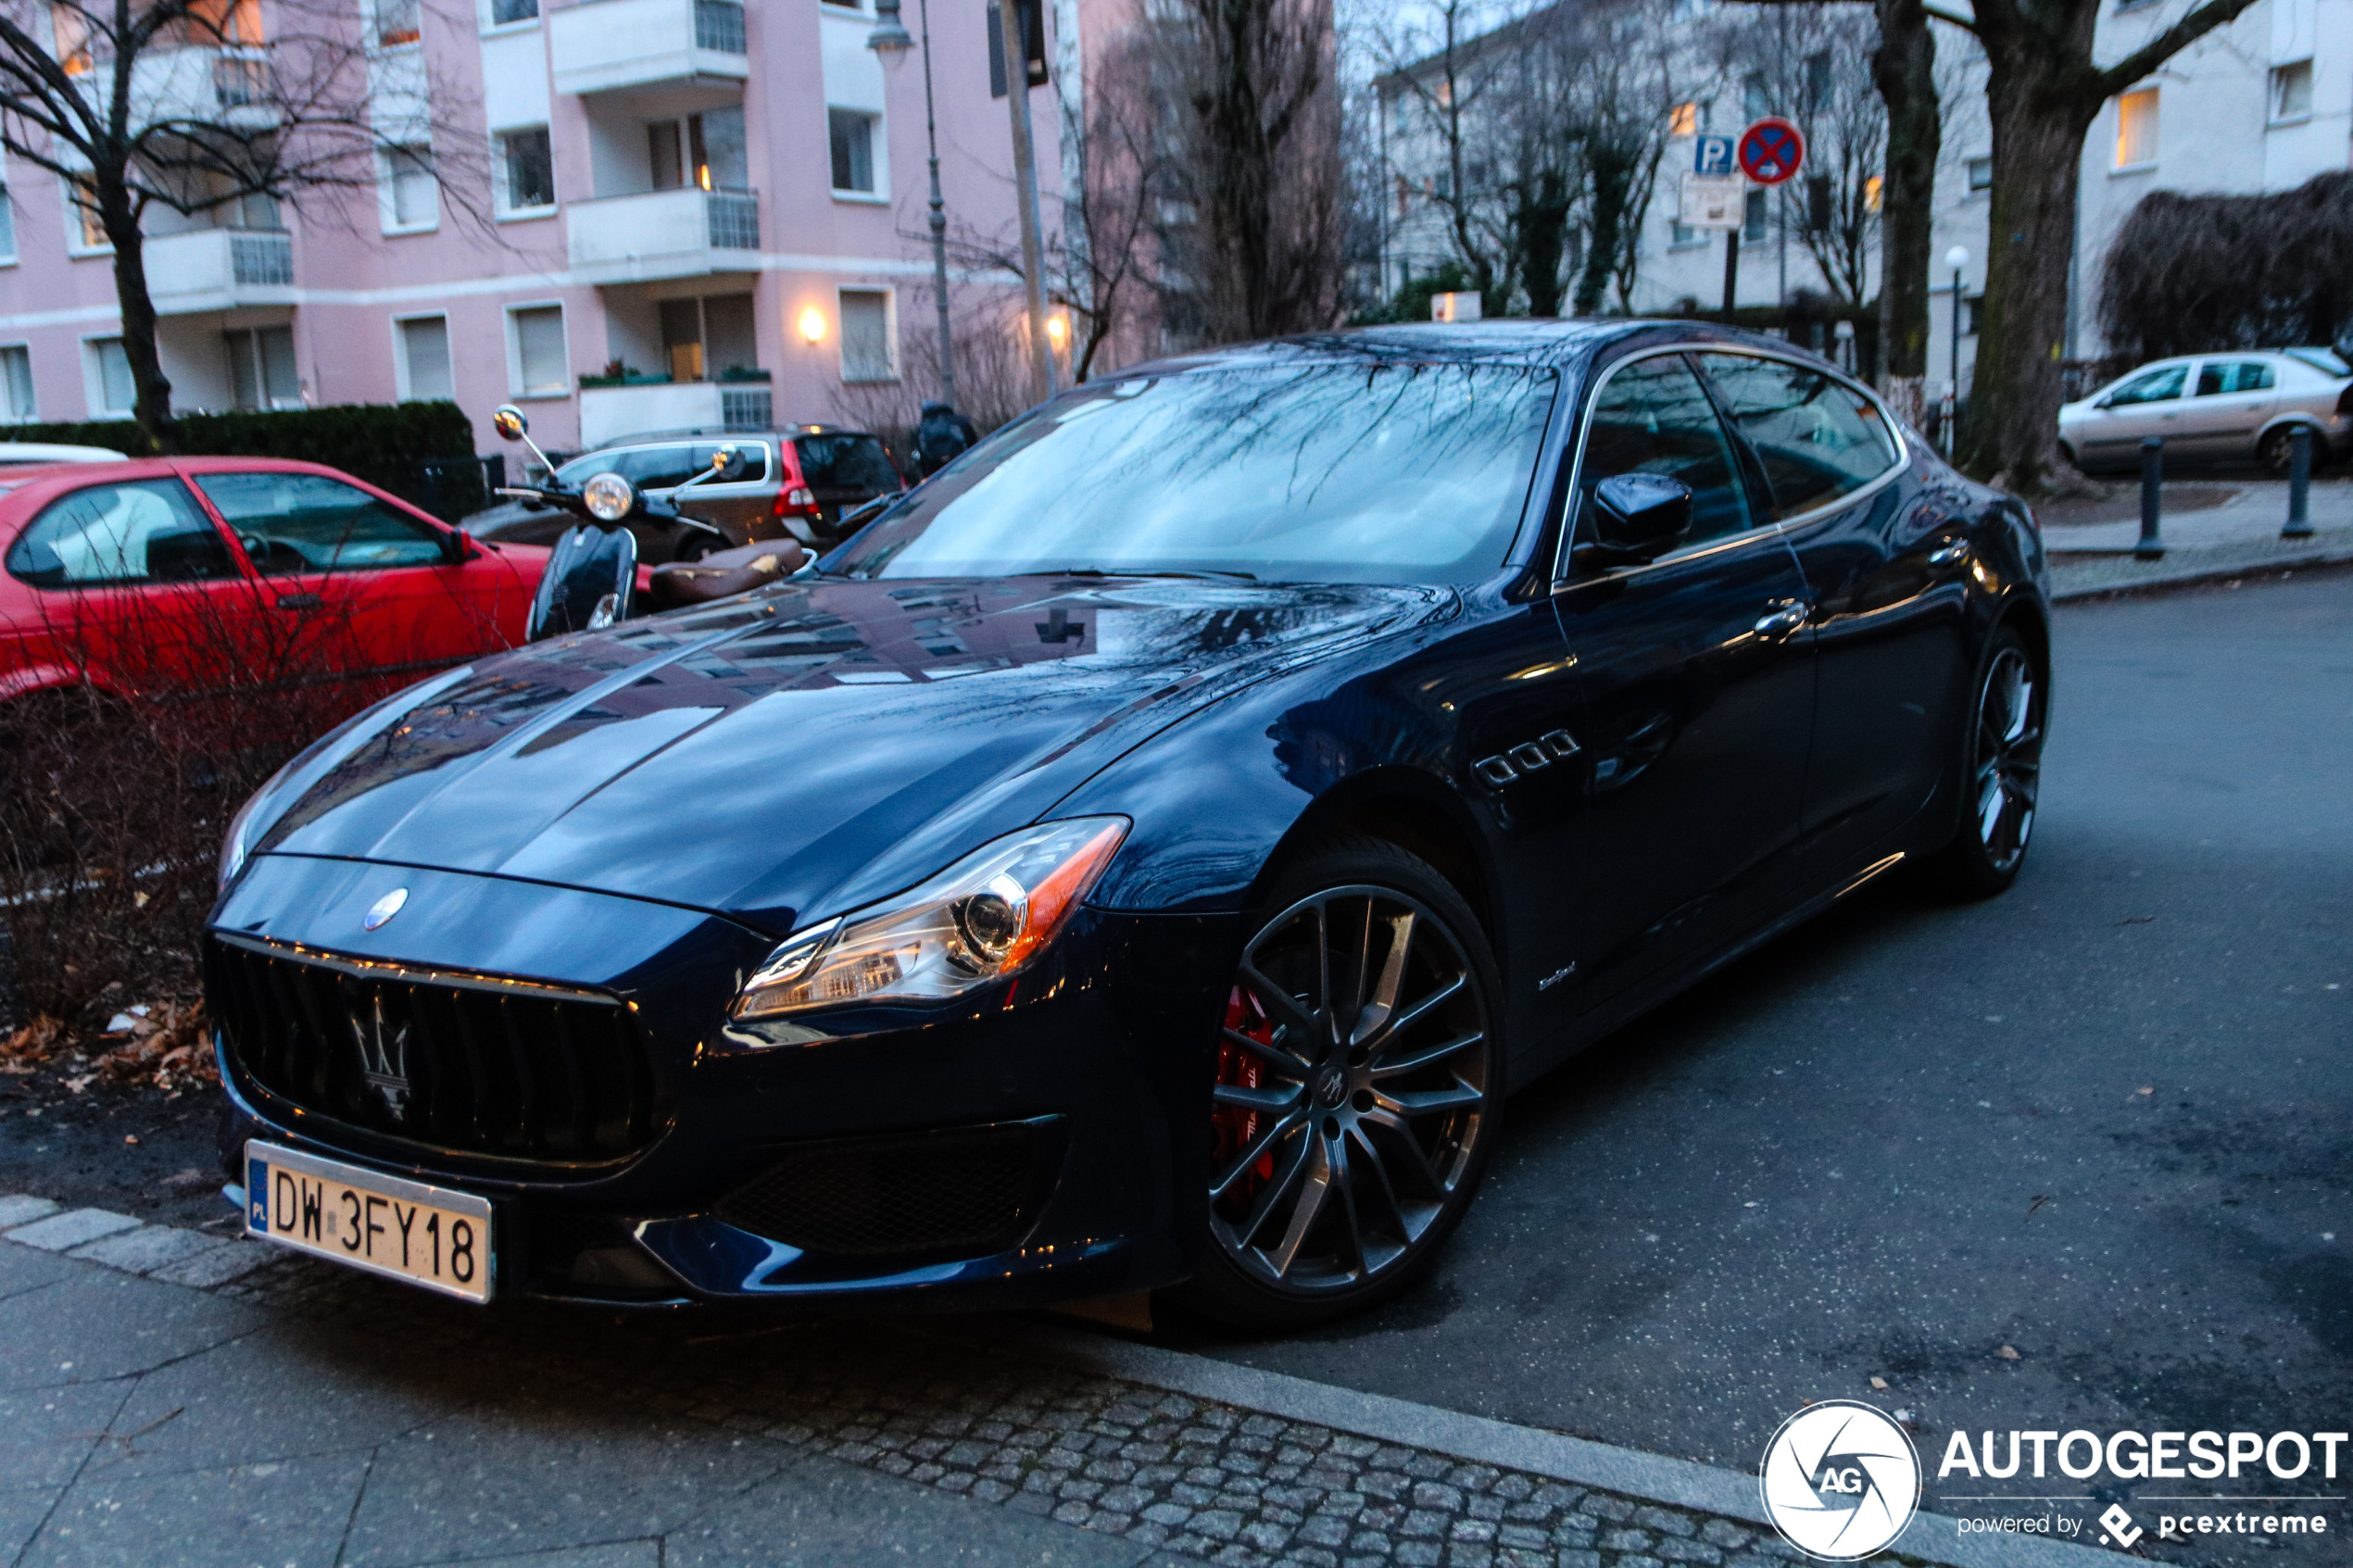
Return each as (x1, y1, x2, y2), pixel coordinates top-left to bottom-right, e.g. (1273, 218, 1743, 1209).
(2095, 0, 2260, 95)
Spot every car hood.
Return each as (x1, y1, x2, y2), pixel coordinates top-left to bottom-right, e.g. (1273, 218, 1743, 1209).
(242, 575, 1450, 935)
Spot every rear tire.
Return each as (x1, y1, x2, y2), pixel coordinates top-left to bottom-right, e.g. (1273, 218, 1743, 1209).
(1923, 624, 2045, 899)
(2258, 426, 2308, 477)
(1174, 837, 1502, 1332)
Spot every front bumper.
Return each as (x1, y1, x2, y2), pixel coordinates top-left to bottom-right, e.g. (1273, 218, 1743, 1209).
(210, 853, 1236, 1309)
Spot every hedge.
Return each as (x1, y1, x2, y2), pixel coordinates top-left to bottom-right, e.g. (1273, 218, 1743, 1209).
(7, 401, 484, 519)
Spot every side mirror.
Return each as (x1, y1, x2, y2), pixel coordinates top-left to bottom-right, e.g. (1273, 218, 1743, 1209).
(1584, 473, 1693, 566)
(492, 406, 529, 442)
(527, 525, 637, 642)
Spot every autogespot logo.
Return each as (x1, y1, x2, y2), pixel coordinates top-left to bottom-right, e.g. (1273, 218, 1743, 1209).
(1760, 1401, 1923, 1562)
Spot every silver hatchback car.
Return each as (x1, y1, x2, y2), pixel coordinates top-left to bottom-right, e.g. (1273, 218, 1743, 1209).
(2058, 347, 2352, 474)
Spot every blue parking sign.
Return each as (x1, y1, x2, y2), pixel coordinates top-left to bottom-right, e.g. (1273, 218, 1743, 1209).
(1694, 135, 1736, 176)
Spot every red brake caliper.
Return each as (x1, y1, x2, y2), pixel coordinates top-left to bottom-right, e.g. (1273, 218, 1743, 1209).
(1213, 985, 1277, 1210)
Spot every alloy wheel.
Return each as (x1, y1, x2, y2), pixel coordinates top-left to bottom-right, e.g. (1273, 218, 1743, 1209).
(1973, 646, 2042, 872)
(1209, 886, 1491, 1296)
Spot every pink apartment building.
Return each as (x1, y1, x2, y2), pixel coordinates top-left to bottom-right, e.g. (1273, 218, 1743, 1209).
(0, 0, 1103, 455)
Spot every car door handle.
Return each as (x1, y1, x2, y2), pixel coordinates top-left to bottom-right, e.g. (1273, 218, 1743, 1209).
(275, 592, 323, 611)
(1753, 601, 1810, 637)
(1927, 542, 1970, 568)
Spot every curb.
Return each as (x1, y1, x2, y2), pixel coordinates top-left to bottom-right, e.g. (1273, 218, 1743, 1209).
(1013, 1324, 2132, 1568)
(2049, 535, 2353, 601)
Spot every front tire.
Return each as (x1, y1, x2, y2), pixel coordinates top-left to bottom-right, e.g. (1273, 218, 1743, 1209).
(1925, 624, 2045, 898)
(1176, 838, 1502, 1331)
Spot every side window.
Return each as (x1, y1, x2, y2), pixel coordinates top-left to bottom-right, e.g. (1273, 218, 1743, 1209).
(2196, 360, 2274, 395)
(4, 479, 237, 588)
(1697, 352, 1900, 520)
(2106, 365, 2187, 407)
(1577, 356, 1754, 546)
(193, 471, 448, 575)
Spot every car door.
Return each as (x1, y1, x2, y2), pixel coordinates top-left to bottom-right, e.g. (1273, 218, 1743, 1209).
(1695, 349, 1967, 880)
(0, 473, 263, 699)
(2079, 363, 2190, 463)
(1551, 349, 1818, 1006)
(186, 468, 526, 689)
(2182, 358, 2279, 459)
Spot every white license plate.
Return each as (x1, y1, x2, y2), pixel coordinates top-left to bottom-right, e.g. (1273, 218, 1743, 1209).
(245, 1140, 494, 1302)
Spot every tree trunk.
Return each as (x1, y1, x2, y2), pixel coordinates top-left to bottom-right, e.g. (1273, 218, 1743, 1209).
(96, 181, 175, 456)
(1576, 142, 1632, 317)
(1967, 46, 2097, 490)
(1870, 0, 1937, 427)
(1514, 170, 1571, 317)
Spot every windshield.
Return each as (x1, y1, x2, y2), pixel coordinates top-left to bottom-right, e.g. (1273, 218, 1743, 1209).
(794, 433, 901, 493)
(828, 361, 1557, 585)
(2285, 347, 2351, 378)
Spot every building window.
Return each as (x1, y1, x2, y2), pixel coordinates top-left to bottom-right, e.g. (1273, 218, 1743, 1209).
(51, 4, 95, 75)
(65, 176, 107, 252)
(1966, 157, 1992, 192)
(1669, 220, 1702, 248)
(0, 183, 16, 262)
(828, 108, 876, 194)
(1742, 188, 1768, 245)
(2115, 87, 2158, 169)
(0, 345, 33, 420)
(509, 304, 567, 396)
(648, 109, 746, 192)
(382, 144, 436, 231)
(986, 0, 1046, 98)
(88, 337, 135, 415)
(1864, 174, 1883, 212)
(497, 127, 555, 213)
(374, 0, 421, 45)
(838, 288, 896, 382)
(397, 315, 453, 402)
(489, 0, 536, 21)
(1668, 101, 1699, 137)
(224, 325, 299, 409)
(2269, 60, 2313, 123)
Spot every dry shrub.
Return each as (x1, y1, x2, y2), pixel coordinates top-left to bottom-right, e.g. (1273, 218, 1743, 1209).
(2100, 172, 2353, 361)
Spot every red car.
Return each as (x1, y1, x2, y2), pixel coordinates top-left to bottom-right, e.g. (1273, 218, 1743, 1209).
(0, 458, 547, 714)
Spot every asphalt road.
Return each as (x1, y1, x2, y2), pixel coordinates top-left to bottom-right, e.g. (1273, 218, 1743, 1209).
(1182, 568, 2353, 1523)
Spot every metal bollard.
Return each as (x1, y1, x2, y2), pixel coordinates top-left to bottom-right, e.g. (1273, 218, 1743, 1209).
(2283, 426, 2313, 539)
(2136, 437, 2165, 560)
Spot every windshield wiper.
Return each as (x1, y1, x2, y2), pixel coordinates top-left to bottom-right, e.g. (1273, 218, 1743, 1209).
(1036, 566, 1259, 582)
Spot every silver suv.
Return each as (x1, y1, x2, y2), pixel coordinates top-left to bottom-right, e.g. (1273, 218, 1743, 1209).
(2059, 348, 2352, 475)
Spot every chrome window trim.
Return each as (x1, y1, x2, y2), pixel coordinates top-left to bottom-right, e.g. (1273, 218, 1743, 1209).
(1548, 341, 1912, 587)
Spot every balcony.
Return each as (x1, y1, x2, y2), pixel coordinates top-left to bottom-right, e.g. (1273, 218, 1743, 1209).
(566, 187, 759, 283)
(120, 46, 278, 131)
(548, 0, 747, 96)
(578, 378, 772, 447)
(145, 229, 295, 315)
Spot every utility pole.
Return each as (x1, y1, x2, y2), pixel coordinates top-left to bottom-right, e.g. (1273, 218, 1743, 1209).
(997, 0, 1055, 404)
(866, 0, 956, 406)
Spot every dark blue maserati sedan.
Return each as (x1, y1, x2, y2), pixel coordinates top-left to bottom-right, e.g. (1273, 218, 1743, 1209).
(208, 322, 2047, 1328)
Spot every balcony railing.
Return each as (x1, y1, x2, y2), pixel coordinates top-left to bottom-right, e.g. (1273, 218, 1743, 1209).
(210, 47, 270, 107)
(548, 0, 749, 95)
(568, 186, 760, 282)
(229, 230, 292, 285)
(145, 227, 295, 314)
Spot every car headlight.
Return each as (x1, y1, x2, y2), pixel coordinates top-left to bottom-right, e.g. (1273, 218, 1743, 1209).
(732, 817, 1128, 1020)
(217, 766, 286, 892)
(582, 471, 635, 522)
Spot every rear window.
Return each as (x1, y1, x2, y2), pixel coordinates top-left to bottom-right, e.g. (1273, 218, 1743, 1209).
(559, 441, 772, 492)
(793, 433, 901, 494)
(2284, 347, 2350, 379)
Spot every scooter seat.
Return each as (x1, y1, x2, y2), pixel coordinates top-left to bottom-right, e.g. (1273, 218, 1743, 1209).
(648, 539, 811, 608)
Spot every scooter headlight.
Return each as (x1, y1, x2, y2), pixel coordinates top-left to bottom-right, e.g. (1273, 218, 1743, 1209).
(582, 471, 635, 522)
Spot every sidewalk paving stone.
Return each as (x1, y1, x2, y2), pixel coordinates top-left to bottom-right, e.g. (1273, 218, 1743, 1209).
(420, 1545, 663, 1568)
(19, 1452, 371, 1568)
(0, 1380, 136, 1487)
(69, 1223, 230, 1275)
(0, 1195, 60, 1228)
(147, 1236, 280, 1288)
(0, 1485, 62, 1567)
(0, 1263, 264, 1391)
(5, 1207, 142, 1251)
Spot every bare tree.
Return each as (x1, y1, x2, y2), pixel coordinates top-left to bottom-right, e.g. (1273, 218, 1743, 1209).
(1567, 0, 1685, 315)
(0, 0, 486, 450)
(1366, 0, 1516, 311)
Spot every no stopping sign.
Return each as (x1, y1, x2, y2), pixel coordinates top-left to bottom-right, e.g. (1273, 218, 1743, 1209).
(1738, 118, 1806, 185)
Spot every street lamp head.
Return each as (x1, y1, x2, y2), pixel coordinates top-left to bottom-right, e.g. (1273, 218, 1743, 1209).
(798, 306, 827, 345)
(865, 0, 913, 51)
(1944, 245, 1970, 272)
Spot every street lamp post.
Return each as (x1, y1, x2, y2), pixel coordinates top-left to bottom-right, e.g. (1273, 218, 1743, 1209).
(1944, 244, 1969, 457)
(867, 0, 956, 407)
(994, 0, 1054, 403)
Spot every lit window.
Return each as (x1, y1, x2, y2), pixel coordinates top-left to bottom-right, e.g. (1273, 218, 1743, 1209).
(1863, 175, 1883, 212)
(2115, 88, 2158, 168)
(66, 176, 107, 250)
(374, 0, 420, 45)
(1966, 157, 1992, 192)
(50, 4, 94, 75)
(1668, 101, 1698, 137)
(497, 126, 554, 212)
(510, 305, 567, 395)
(828, 108, 876, 194)
(2270, 60, 2312, 122)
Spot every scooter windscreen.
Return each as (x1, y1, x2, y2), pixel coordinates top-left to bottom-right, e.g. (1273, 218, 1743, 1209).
(527, 525, 638, 641)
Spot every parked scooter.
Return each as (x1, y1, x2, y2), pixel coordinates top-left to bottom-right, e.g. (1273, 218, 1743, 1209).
(490, 404, 809, 642)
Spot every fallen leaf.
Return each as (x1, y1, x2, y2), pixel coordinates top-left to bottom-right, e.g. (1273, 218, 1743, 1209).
(123, 1134, 139, 1146)
(1995, 1344, 2021, 1360)
(2136, 1086, 2154, 1096)
(1869, 1375, 1889, 1390)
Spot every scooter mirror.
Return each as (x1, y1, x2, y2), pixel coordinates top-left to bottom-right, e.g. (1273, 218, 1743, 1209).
(492, 406, 529, 441)
(710, 446, 748, 483)
(528, 525, 637, 641)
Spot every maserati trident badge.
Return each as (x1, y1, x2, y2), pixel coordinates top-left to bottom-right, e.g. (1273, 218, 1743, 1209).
(351, 995, 412, 1119)
(362, 887, 408, 931)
